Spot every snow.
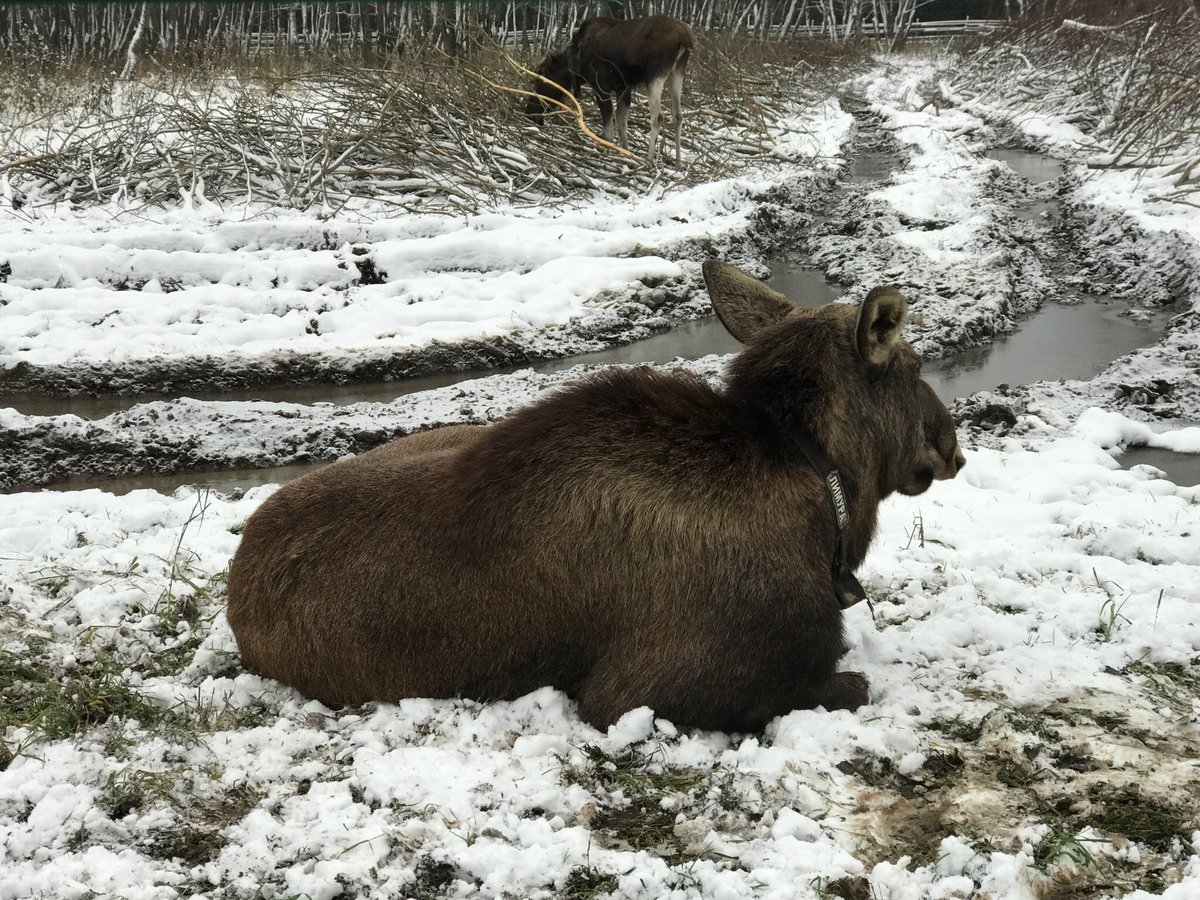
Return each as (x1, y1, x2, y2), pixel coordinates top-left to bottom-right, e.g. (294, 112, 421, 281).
(1075, 408, 1200, 454)
(2, 429, 1198, 898)
(943, 65, 1200, 251)
(3, 54, 1200, 900)
(806, 61, 1064, 363)
(0, 102, 851, 376)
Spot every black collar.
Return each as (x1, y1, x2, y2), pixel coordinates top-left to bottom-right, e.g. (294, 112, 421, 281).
(789, 424, 868, 610)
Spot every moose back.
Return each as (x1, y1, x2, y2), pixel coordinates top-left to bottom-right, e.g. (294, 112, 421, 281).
(227, 261, 964, 732)
(527, 15, 693, 163)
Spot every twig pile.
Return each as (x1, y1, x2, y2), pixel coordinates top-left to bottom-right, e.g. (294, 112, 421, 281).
(952, 0, 1200, 202)
(0, 35, 858, 213)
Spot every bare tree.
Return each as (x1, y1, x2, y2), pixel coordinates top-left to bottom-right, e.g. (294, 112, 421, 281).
(2, 0, 978, 57)
(119, 3, 147, 78)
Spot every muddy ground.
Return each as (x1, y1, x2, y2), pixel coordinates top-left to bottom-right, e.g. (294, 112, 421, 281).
(3, 57, 1199, 900)
(3, 88, 1198, 491)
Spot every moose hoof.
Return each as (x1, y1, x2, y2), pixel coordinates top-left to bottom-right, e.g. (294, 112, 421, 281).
(822, 671, 869, 712)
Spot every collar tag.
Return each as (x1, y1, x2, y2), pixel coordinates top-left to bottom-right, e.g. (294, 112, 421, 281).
(790, 425, 869, 609)
(825, 470, 851, 530)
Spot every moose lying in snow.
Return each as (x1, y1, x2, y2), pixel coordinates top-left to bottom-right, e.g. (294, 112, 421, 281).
(526, 14, 694, 163)
(227, 261, 964, 732)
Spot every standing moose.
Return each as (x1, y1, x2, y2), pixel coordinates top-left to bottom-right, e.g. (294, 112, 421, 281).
(526, 15, 694, 163)
(227, 261, 964, 733)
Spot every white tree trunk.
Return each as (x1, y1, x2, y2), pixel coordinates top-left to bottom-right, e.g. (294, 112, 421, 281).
(120, 2, 146, 79)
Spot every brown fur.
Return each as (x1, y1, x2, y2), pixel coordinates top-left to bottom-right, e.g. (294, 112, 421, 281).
(363, 423, 484, 459)
(527, 15, 694, 163)
(226, 261, 963, 732)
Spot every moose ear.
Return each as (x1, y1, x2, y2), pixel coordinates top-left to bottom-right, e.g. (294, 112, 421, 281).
(702, 260, 795, 343)
(855, 285, 907, 377)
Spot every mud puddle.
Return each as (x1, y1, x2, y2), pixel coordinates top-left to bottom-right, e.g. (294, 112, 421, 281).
(985, 148, 1066, 183)
(1, 264, 833, 421)
(766, 258, 846, 305)
(44, 462, 327, 498)
(922, 298, 1174, 403)
(11, 139, 1185, 496)
(841, 97, 898, 185)
(75, 438, 1193, 499)
(846, 150, 895, 184)
(1119, 445, 1200, 486)
(989, 149, 1063, 224)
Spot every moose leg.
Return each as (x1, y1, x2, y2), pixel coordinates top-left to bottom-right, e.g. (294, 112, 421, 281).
(596, 93, 615, 143)
(668, 66, 685, 163)
(578, 627, 866, 732)
(736, 671, 870, 730)
(645, 75, 667, 164)
(615, 89, 633, 148)
(817, 671, 871, 710)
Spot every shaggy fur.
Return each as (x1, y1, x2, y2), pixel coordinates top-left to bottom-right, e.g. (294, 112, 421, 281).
(226, 260, 963, 731)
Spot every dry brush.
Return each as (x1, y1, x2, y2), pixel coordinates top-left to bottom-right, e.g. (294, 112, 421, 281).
(953, 0, 1200, 201)
(0, 33, 859, 213)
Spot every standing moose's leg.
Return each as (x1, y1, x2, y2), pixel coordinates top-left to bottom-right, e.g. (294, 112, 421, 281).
(668, 64, 685, 163)
(596, 92, 615, 143)
(645, 75, 667, 164)
(615, 88, 633, 148)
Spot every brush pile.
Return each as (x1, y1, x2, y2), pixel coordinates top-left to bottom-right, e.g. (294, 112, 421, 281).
(1, 34, 857, 212)
(952, 0, 1200, 201)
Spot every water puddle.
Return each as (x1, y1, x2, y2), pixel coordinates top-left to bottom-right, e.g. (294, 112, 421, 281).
(766, 259, 845, 305)
(986, 148, 1063, 224)
(985, 148, 1066, 184)
(14, 261, 835, 497)
(9, 141, 1184, 495)
(836, 100, 897, 186)
(1012, 198, 1057, 224)
(2, 371, 475, 420)
(847, 151, 895, 184)
(3, 329, 734, 420)
(1118, 445, 1200, 487)
(922, 300, 1173, 403)
(42, 462, 325, 498)
(1, 260, 837, 421)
